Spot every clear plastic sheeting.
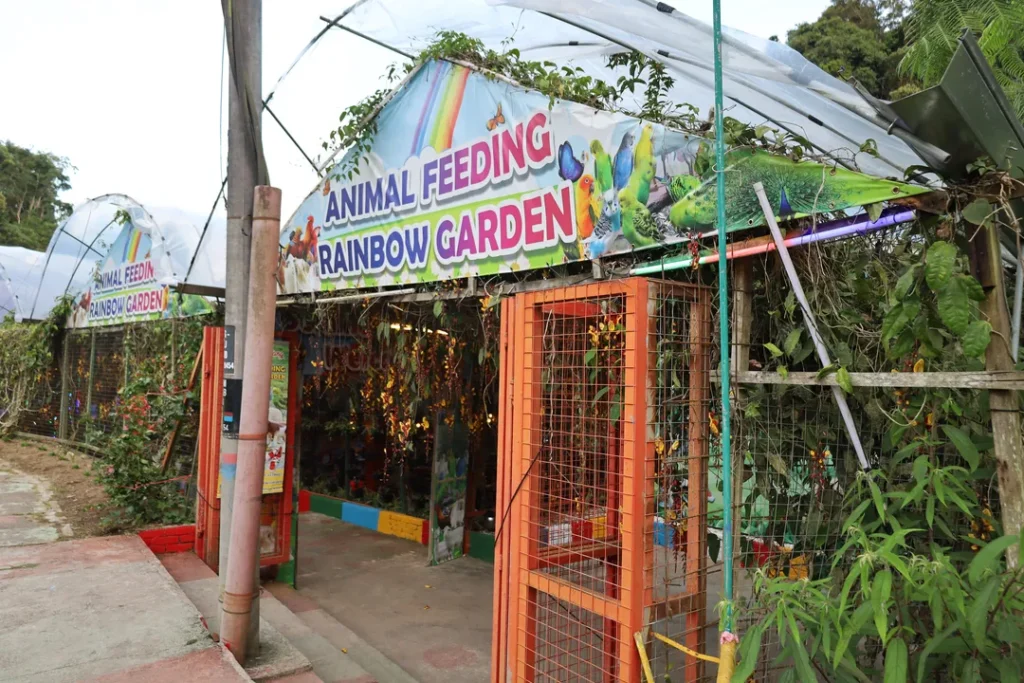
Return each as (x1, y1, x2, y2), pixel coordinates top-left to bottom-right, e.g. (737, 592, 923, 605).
(0, 247, 44, 320)
(322, 0, 929, 182)
(23, 195, 226, 322)
(148, 206, 227, 294)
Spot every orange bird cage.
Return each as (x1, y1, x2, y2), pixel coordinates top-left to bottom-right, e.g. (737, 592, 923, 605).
(493, 278, 714, 683)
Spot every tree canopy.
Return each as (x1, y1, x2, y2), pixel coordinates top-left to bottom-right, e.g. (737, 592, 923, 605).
(788, 0, 1024, 122)
(0, 142, 73, 251)
(787, 0, 911, 98)
(900, 0, 1024, 121)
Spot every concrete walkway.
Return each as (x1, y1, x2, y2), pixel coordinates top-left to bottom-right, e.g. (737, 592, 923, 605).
(0, 535, 249, 682)
(0, 459, 68, 547)
(293, 513, 492, 683)
(161, 552, 389, 683)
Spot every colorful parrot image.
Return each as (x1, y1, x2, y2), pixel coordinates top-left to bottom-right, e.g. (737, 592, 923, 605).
(629, 124, 656, 204)
(613, 132, 634, 191)
(594, 195, 621, 237)
(587, 196, 622, 258)
(558, 141, 584, 182)
(589, 140, 614, 197)
(620, 190, 676, 248)
(574, 174, 600, 240)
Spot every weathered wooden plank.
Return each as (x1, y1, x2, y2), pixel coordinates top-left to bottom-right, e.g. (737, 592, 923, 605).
(734, 370, 1024, 391)
(974, 220, 1024, 569)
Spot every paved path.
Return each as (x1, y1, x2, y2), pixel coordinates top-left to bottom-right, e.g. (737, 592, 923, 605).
(161, 552, 390, 683)
(0, 458, 68, 547)
(0, 535, 249, 682)
(294, 513, 490, 683)
(0, 457, 248, 682)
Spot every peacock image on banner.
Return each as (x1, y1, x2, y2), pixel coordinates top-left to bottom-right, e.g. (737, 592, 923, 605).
(68, 220, 213, 328)
(276, 58, 928, 294)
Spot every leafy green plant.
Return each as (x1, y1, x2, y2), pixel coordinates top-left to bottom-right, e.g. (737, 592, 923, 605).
(82, 318, 206, 529)
(734, 465, 1023, 683)
(732, 212, 1024, 680)
(0, 295, 73, 433)
(901, 0, 1024, 122)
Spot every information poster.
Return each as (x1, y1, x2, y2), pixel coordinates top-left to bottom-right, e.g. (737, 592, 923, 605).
(428, 419, 469, 565)
(216, 339, 290, 497)
(263, 340, 290, 494)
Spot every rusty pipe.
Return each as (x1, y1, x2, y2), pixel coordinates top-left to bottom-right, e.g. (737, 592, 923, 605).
(220, 185, 281, 663)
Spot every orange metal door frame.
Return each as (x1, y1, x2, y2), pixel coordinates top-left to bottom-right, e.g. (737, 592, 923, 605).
(492, 279, 712, 683)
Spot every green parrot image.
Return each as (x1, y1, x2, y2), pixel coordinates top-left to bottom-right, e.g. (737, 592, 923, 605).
(628, 124, 656, 204)
(589, 140, 614, 197)
(626, 156, 655, 207)
(669, 175, 702, 202)
(667, 148, 923, 232)
(166, 293, 214, 318)
(620, 189, 675, 248)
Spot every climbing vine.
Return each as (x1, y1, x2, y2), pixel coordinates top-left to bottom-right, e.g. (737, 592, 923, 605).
(0, 295, 73, 433)
(322, 31, 825, 197)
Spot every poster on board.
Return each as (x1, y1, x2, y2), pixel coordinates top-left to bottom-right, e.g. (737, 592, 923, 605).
(217, 339, 290, 497)
(263, 340, 290, 494)
(428, 419, 469, 566)
(275, 58, 928, 295)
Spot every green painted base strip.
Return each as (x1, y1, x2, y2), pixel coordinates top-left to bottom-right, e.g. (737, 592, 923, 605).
(308, 492, 343, 519)
(468, 531, 495, 563)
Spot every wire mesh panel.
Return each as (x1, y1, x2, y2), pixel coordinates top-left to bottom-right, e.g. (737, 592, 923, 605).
(15, 338, 63, 437)
(643, 281, 714, 683)
(495, 278, 713, 683)
(63, 329, 94, 438)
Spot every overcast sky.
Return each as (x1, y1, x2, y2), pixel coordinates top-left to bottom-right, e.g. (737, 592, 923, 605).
(0, 0, 830, 225)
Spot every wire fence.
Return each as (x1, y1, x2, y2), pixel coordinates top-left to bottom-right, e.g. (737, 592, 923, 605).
(12, 319, 205, 472)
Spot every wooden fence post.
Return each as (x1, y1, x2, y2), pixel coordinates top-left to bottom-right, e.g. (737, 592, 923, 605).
(973, 221, 1024, 567)
(731, 259, 753, 572)
(58, 332, 71, 440)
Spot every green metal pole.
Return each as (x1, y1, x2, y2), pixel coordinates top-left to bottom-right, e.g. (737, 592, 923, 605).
(712, 0, 734, 638)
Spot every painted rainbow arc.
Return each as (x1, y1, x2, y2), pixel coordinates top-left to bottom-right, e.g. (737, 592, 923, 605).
(123, 229, 143, 263)
(411, 62, 470, 156)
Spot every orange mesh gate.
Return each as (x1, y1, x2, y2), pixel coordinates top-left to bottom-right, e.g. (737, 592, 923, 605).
(493, 278, 714, 683)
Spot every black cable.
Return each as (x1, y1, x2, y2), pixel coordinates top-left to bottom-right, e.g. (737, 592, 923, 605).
(181, 177, 227, 288)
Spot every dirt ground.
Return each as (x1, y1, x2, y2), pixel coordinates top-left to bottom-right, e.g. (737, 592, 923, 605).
(0, 437, 112, 538)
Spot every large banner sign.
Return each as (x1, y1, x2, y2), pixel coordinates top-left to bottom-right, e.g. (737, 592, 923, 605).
(68, 222, 213, 328)
(277, 59, 927, 294)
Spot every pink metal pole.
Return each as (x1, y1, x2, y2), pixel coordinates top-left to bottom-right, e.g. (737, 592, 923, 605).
(220, 185, 281, 663)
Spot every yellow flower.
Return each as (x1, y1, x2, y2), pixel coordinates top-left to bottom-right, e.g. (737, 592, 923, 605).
(913, 358, 925, 373)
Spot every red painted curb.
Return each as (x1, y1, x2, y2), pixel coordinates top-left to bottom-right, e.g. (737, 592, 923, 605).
(139, 524, 196, 554)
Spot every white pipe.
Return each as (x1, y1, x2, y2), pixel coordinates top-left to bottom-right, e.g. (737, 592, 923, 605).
(753, 182, 871, 470)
